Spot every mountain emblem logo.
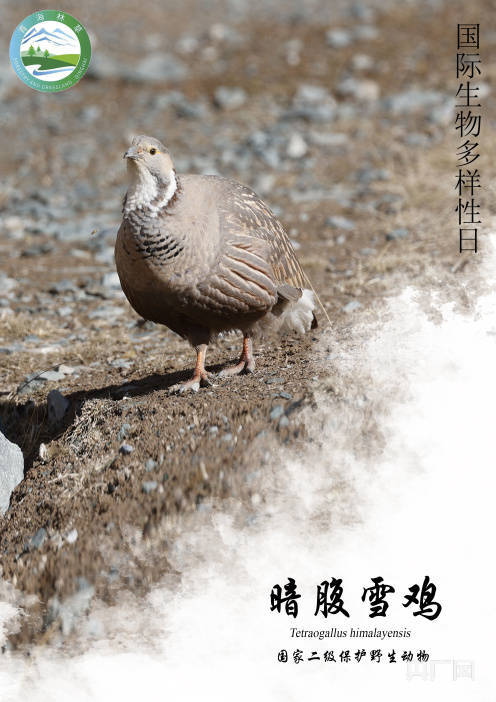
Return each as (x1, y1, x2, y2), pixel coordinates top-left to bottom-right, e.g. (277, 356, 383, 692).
(10, 10, 91, 92)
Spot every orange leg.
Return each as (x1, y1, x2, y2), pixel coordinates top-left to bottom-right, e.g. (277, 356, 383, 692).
(219, 334, 255, 377)
(170, 344, 214, 393)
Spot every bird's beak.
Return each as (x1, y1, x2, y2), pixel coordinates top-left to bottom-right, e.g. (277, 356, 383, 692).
(123, 145, 139, 160)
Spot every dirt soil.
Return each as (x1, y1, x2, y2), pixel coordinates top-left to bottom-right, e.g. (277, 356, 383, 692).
(0, 0, 493, 649)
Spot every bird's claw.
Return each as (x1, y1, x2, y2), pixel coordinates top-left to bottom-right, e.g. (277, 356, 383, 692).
(218, 359, 255, 377)
(170, 371, 215, 393)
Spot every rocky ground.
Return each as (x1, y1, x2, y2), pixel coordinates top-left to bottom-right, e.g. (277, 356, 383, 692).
(0, 0, 494, 649)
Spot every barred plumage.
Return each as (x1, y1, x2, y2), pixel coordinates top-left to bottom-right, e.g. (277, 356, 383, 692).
(115, 135, 317, 392)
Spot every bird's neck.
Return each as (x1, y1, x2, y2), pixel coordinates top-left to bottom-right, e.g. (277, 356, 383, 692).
(123, 169, 179, 217)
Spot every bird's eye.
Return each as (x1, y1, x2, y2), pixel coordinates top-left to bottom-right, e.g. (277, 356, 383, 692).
(149, 147, 157, 155)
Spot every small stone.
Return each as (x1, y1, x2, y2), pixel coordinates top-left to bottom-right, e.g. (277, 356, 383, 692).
(404, 133, 431, 147)
(286, 133, 308, 159)
(118, 423, 131, 441)
(145, 458, 157, 472)
(285, 38, 302, 66)
(65, 528, 78, 544)
(309, 131, 349, 147)
(88, 306, 124, 320)
(222, 433, 233, 442)
(119, 443, 133, 455)
(70, 249, 91, 260)
(270, 405, 285, 421)
(21, 243, 54, 257)
(110, 357, 133, 370)
(428, 99, 456, 126)
(386, 228, 409, 241)
(48, 279, 77, 295)
(288, 84, 337, 123)
(266, 377, 284, 385)
(17, 373, 44, 395)
(278, 416, 290, 428)
(0, 274, 17, 295)
(343, 300, 362, 313)
(57, 306, 73, 318)
(356, 168, 391, 183)
(338, 105, 358, 126)
(214, 86, 247, 110)
(30, 527, 47, 550)
(208, 23, 243, 45)
(39, 443, 49, 462)
(95, 246, 115, 265)
(39, 370, 66, 382)
(209, 425, 219, 434)
(2, 215, 24, 235)
(383, 89, 448, 115)
(326, 215, 355, 230)
(142, 481, 158, 494)
(477, 81, 491, 99)
(351, 53, 374, 71)
(326, 29, 352, 48)
(176, 35, 199, 54)
(101, 272, 121, 290)
(252, 173, 276, 196)
(337, 78, 379, 102)
(350, 4, 375, 21)
(79, 105, 101, 123)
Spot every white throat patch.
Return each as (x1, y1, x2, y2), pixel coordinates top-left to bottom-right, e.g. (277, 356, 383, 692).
(124, 163, 177, 217)
(151, 171, 177, 215)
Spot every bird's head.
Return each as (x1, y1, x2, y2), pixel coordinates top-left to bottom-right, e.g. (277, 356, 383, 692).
(124, 135, 174, 182)
(123, 135, 177, 215)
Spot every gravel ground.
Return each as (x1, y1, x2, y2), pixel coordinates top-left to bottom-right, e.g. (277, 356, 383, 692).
(0, 0, 493, 649)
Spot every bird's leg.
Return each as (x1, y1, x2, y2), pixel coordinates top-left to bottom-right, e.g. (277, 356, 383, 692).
(170, 344, 214, 393)
(219, 334, 255, 377)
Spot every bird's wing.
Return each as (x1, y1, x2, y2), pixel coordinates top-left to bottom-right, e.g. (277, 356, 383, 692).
(196, 232, 278, 317)
(182, 177, 307, 322)
(194, 180, 305, 317)
(219, 182, 307, 292)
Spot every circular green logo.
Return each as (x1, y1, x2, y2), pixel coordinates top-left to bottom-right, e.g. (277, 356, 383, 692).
(9, 10, 91, 92)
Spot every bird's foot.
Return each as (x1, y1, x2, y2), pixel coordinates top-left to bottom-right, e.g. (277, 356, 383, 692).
(170, 370, 215, 393)
(218, 356, 255, 377)
(219, 335, 255, 377)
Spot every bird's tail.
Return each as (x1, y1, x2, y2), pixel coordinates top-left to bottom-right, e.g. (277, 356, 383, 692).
(303, 271, 332, 328)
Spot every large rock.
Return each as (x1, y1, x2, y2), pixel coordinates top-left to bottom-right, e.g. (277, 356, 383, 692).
(0, 431, 24, 515)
